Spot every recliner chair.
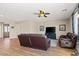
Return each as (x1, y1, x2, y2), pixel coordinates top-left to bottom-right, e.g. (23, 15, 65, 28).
(59, 32, 77, 48)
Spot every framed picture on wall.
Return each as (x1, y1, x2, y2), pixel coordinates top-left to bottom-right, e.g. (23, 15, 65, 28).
(59, 24, 66, 31)
(40, 26, 44, 31)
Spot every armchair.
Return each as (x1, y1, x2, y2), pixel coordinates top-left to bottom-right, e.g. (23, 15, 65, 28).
(59, 32, 77, 48)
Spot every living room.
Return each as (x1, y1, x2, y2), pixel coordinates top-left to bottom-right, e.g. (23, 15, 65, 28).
(0, 3, 78, 56)
(0, 3, 77, 39)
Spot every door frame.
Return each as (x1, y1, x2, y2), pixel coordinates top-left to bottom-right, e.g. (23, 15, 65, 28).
(3, 24, 10, 38)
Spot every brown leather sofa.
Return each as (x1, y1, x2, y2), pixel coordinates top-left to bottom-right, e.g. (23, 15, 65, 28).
(18, 34, 50, 50)
(59, 32, 77, 48)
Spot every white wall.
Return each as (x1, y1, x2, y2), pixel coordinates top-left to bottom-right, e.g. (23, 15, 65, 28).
(15, 21, 35, 34)
(33, 20, 71, 39)
(9, 22, 17, 38)
(14, 19, 71, 39)
(0, 19, 72, 39)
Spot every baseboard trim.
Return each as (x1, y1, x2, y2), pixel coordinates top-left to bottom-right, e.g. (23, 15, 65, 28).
(9, 38, 18, 39)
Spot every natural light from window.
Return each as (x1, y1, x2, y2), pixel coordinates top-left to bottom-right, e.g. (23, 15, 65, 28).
(74, 11, 78, 35)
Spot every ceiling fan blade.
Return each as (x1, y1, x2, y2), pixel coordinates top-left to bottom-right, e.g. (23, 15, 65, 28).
(34, 10, 50, 17)
(45, 13, 50, 15)
(44, 15, 47, 17)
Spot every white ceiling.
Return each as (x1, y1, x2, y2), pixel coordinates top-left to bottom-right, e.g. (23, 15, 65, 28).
(0, 3, 77, 22)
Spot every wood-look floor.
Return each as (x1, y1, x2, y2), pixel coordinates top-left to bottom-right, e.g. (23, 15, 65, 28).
(0, 38, 75, 56)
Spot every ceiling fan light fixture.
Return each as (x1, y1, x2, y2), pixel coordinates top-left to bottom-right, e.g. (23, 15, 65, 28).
(40, 13, 44, 17)
(34, 10, 50, 17)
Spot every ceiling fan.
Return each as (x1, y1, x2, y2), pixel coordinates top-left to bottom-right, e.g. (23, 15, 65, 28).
(34, 10, 50, 17)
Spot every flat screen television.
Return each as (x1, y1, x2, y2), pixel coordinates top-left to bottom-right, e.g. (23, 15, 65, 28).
(46, 27, 55, 32)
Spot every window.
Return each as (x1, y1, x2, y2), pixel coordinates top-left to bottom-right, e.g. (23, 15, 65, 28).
(74, 11, 78, 34)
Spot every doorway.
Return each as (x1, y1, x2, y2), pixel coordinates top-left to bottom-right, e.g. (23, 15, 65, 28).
(3, 24, 10, 38)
